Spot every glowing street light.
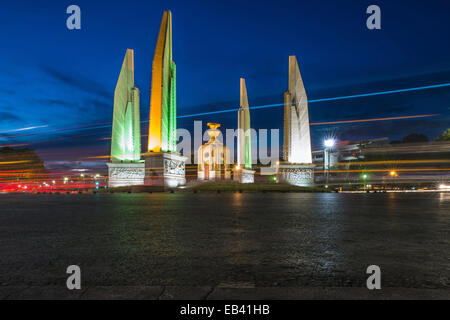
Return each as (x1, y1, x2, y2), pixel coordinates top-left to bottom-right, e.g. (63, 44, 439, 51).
(324, 138, 336, 148)
(324, 138, 336, 186)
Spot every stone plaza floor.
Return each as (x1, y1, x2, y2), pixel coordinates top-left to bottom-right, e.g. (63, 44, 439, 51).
(0, 192, 449, 299)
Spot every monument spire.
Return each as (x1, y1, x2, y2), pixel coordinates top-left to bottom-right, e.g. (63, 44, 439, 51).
(110, 49, 141, 162)
(283, 55, 312, 164)
(144, 10, 187, 188)
(148, 10, 177, 153)
(107, 49, 145, 188)
(276, 55, 314, 187)
(238, 78, 252, 169)
(233, 78, 255, 183)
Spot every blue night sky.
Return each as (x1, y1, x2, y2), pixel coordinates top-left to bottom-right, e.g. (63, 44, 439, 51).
(0, 0, 449, 165)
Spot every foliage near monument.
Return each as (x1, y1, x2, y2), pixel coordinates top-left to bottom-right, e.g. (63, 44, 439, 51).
(435, 129, 450, 141)
(0, 147, 48, 183)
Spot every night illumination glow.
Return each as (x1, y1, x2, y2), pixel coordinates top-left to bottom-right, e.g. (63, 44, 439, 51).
(324, 139, 336, 148)
(148, 10, 177, 153)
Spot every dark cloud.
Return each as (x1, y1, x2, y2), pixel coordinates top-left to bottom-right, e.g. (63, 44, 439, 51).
(30, 98, 110, 113)
(40, 65, 111, 100)
(81, 99, 110, 112)
(31, 98, 78, 109)
(0, 111, 22, 124)
(336, 116, 450, 142)
(0, 88, 14, 95)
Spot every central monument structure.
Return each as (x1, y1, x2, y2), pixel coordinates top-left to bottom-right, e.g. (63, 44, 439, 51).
(233, 78, 255, 183)
(144, 10, 186, 187)
(277, 55, 314, 186)
(107, 49, 145, 187)
(198, 123, 231, 181)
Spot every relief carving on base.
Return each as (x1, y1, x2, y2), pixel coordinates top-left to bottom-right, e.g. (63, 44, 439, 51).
(164, 159, 185, 176)
(110, 167, 145, 180)
(279, 168, 314, 186)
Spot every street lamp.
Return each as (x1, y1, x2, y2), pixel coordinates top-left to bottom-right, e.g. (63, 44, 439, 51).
(323, 138, 336, 186)
(324, 139, 335, 148)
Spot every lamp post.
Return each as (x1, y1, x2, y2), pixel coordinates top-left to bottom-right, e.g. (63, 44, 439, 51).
(324, 138, 336, 187)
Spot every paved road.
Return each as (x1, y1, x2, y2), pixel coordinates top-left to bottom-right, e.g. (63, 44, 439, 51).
(0, 192, 449, 298)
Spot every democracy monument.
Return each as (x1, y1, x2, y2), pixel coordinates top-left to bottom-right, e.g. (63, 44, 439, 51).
(107, 10, 315, 188)
(144, 10, 187, 188)
(197, 123, 231, 181)
(276, 55, 314, 186)
(233, 78, 255, 183)
(107, 49, 145, 187)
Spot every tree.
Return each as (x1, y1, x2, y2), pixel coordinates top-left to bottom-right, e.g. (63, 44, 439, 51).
(402, 133, 429, 143)
(435, 129, 450, 142)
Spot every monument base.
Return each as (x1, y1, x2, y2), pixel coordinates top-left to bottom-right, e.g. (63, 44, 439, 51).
(233, 168, 255, 184)
(276, 163, 315, 187)
(143, 152, 187, 188)
(198, 170, 231, 181)
(198, 170, 216, 181)
(107, 162, 145, 188)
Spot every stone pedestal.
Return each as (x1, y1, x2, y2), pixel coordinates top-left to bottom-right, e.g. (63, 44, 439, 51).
(107, 162, 145, 188)
(233, 168, 255, 184)
(144, 152, 187, 188)
(277, 163, 315, 187)
(198, 170, 231, 181)
(198, 170, 215, 181)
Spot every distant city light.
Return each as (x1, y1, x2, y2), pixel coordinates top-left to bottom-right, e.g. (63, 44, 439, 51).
(439, 184, 450, 190)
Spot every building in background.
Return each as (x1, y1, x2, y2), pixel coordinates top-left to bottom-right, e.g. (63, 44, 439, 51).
(312, 138, 450, 188)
